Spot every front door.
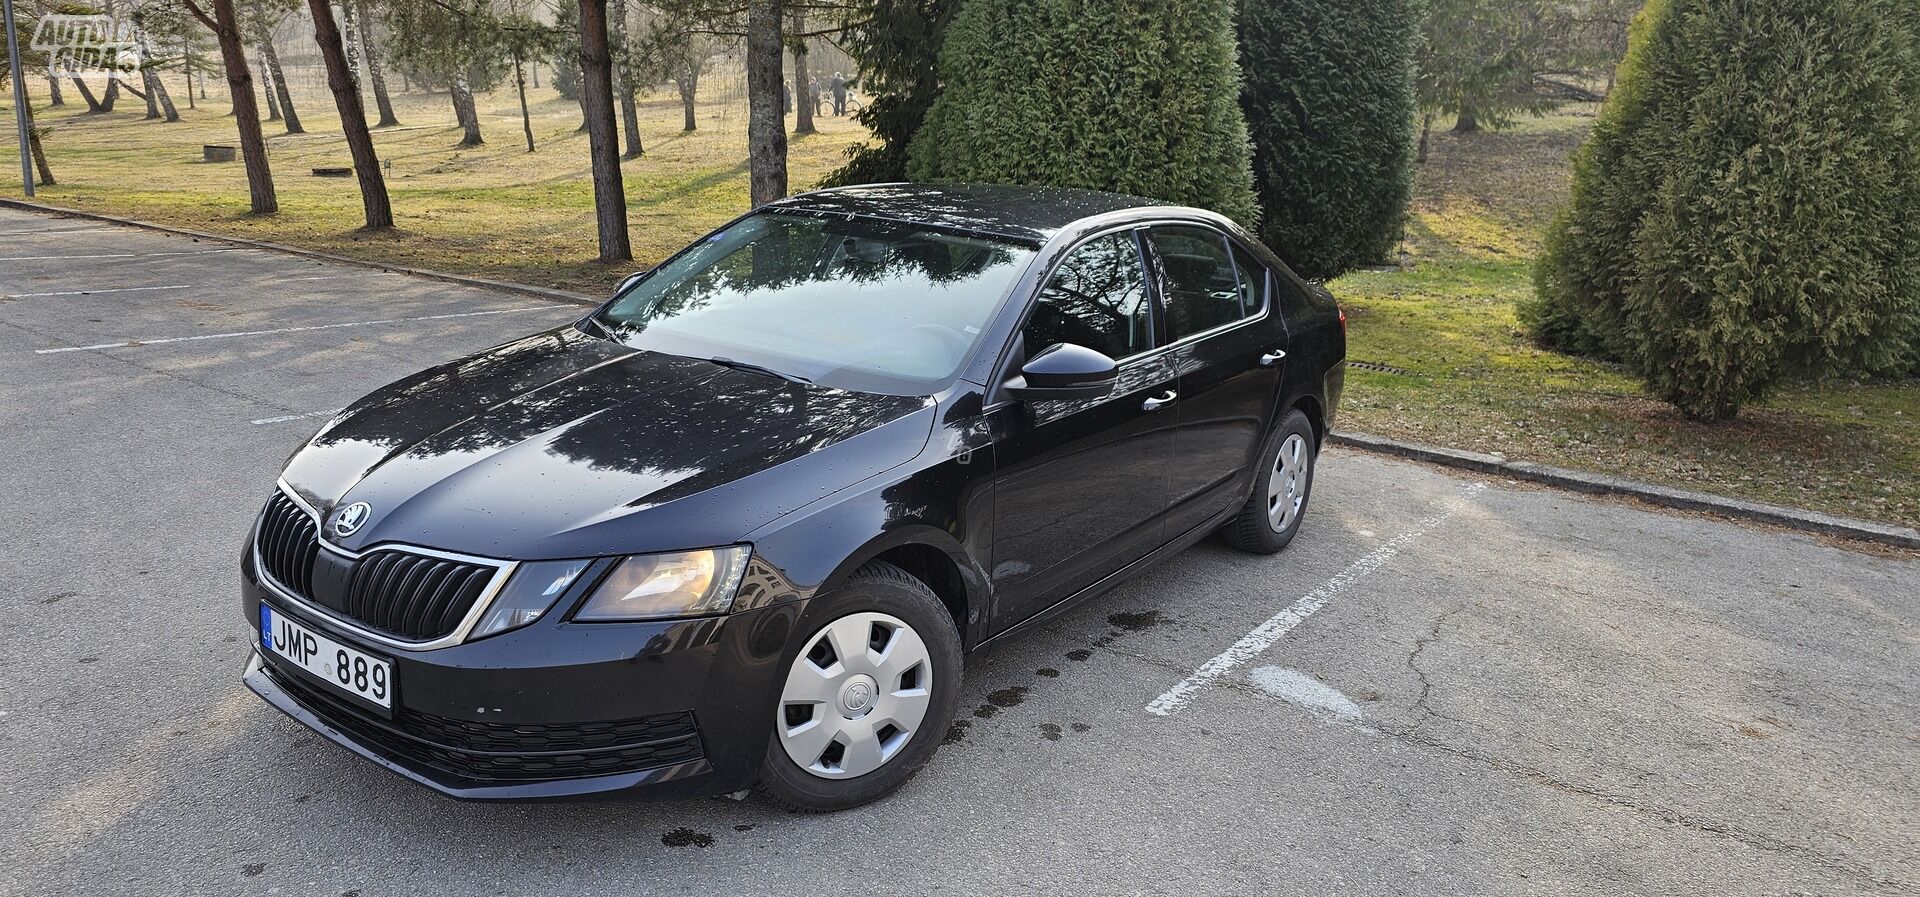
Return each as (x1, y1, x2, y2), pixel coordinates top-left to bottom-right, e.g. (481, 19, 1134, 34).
(986, 230, 1175, 634)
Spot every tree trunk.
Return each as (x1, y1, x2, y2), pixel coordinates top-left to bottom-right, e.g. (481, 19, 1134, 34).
(530, 61, 539, 89)
(1417, 113, 1432, 164)
(47, 76, 65, 107)
(677, 70, 697, 131)
(182, 41, 195, 108)
(451, 78, 483, 146)
(205, 0, 278, 214)
(339, 0, 364, 93)
(141, 69, 163, 118)
(611, 0, 642, 159)
(99, 79, 120, 113)
(259, 57, 282, 120)
(514, 54, 535, 153)
(305, 0, 392, 228)
(138, 33, 181, 122)
(24, 103, 55, 186)
(354, 0, 399, 126)
(788, 10, 813, 135)
(1453, 106, 1479, 133)
(746, 0, 787, 207)
(577, 0, 631, 262)
(252, 11, 304, 133)
(70, 78, 103, 113)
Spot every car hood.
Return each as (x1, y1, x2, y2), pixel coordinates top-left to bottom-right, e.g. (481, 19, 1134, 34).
(280, 327, 935, 559)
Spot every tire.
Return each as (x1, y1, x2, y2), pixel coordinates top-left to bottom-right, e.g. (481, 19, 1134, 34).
(1220, 409, 1318, 554)
(754, 561, 964, 812)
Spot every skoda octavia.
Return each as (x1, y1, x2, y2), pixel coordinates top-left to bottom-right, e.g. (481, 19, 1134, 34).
(242, 184, 1345, 811)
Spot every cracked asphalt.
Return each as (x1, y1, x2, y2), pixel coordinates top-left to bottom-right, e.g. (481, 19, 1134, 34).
(2, 207, 1916, 896)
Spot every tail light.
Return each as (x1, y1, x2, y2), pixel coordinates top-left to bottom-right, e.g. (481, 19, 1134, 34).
(1338, 306, 1347, 335)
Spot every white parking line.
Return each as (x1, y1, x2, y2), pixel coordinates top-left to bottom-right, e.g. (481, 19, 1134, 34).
(32, 305, 562, 354)
(284, 272, 401, 282)
(0, 248, 259, 261)
(6, 285, 192, 299)
(1145, 482, 1487, 717)
(250, 409, 342, 426)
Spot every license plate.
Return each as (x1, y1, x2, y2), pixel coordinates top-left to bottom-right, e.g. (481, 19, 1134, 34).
(261, 604, 393, 710)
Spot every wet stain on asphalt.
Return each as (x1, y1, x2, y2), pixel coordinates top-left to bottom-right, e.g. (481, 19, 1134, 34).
(1035, 668, 1059, 678)
(943, 719, 972, 744)
(1071, 722, 1092, 733)
(661, 828, 714, 848)
(43, 592, 73, 605)
(1039, 723, 1062, 741)
(240, 863, 266, 877)
(733, 824, 756, 832)
(987, 686, 1028, 708)
(1065, 649, 1093, 662)
(1107, 610, 1165, 632)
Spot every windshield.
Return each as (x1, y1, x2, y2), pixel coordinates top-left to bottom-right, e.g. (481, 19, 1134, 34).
(591, 212, 1036, 395)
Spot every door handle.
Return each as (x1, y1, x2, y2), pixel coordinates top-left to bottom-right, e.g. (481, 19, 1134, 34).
(1141, 390, 1178, 412)
(1260, 349, 1287, 366)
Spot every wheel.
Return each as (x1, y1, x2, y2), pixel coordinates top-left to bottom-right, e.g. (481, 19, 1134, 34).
(754, 562, 963, 812)
(1220, 409, 1317, 554)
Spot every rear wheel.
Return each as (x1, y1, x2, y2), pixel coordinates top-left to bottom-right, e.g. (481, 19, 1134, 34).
(1221, 409, 1317, 554)
(755, 562, 963, 812)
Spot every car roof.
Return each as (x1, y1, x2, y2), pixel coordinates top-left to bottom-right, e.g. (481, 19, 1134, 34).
(767, 183, 1175, 245)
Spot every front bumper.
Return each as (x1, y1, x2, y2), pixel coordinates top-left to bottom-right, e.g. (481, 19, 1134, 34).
(241, 561, 806, 801)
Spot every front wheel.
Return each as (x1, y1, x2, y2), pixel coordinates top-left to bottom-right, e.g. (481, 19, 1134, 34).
(1220, 409, 1318, 554)
(754, 562, 963, 812)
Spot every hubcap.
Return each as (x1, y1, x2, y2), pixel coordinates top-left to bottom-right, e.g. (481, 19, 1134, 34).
(777, 611, 933, 779)
(1267, 433, 1310, 533)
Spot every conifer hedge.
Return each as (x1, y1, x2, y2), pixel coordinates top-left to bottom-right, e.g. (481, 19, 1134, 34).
(905, 0, 1257, 225)
(1530, 0, 1920, 419)
(1239, 0, 1420, 280)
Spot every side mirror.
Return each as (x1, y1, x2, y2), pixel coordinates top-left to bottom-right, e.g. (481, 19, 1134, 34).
(1005, 343, 1119, 402)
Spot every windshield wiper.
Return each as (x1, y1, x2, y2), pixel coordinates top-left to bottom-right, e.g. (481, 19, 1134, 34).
(706, 355, 812, 385)
(578, 316, 617, 340)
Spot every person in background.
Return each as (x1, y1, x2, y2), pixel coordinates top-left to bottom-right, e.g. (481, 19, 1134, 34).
(831, 71, 848, 116)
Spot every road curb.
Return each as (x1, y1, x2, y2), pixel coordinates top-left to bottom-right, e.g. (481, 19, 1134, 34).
(0, 198, 601, 307)
(1329, 431, 1920, 550)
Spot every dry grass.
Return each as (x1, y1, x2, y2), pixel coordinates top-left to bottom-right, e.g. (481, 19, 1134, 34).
(1, 74, 871, 294)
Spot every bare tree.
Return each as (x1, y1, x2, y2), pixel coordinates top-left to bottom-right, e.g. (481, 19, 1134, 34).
(611, 0, 642, 158)
(46, 75, 65, 106)
(307, 0, 393, 228)
(354, 0, 398, 126)
(257, 55, 280, 119)
(787, 8, 811, 134)
(182, 0, 278, 214)
(249, 2, 305, 133)
(578, 0, 631, 261)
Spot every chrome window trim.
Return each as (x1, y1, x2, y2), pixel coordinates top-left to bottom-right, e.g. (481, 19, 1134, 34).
(256, 480, 519, 652)
(981, 218, 1271, 413)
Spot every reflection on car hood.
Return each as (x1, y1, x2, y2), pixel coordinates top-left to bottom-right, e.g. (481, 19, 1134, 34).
(280, 327, 935, 559)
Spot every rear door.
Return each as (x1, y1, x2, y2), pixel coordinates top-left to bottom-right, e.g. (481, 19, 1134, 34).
(986, 230, 1176, 634)
(1145, 225, 1288, 538)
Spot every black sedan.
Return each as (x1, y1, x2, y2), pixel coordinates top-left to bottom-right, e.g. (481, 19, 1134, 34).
(241, 183, 1346, 811)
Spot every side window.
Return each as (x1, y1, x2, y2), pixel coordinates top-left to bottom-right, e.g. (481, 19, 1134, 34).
(1229, 242, 1268, 315)
(1150, 226, 1244, 339)
(1021, 232, 1152, 361)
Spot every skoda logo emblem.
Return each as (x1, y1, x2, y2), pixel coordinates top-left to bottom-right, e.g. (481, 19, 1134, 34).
(332, 501, 372, 538)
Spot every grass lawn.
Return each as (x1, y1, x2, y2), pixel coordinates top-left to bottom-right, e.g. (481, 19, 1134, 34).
(3, 86, 1915, 527)
(1332, 106, 1919, 528)
(0, 74, 869, 293)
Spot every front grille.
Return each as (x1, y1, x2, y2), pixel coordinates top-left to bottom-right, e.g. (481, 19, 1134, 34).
(267, 665, 706, 782)
(338, 551, 496, 641)
(254, 491, 500, 643)
(257, 492, 321, 598)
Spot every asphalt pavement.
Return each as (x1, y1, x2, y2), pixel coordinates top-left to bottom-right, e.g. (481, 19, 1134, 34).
(1, 206, 1915, 896)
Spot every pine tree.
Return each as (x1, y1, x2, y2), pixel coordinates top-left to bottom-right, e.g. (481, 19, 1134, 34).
(906, 0, 1257, 224)
(1531, 0, 1920, 419)
(1239, 0, 1419, 279)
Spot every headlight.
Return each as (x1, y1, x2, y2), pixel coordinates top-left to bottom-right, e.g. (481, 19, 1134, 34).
(574, 546, 752, 621)
(469, 558, 593, 640)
